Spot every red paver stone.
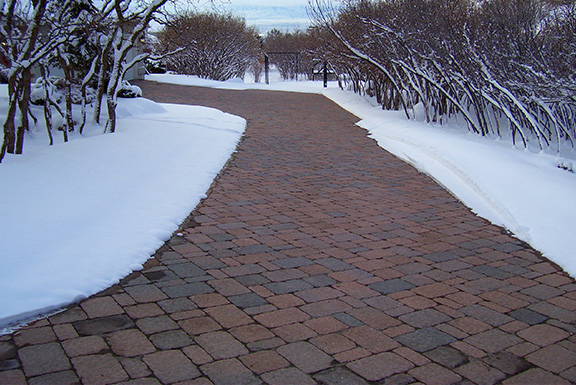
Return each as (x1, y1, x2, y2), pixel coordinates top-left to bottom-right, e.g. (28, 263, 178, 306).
(200, 358, 258, 385)
(311, 333, 356, 355)
(277, 341, 333, 373)
(517, 324, 570, 346)
(195, 331, 248, 360)
(525, 344, 576, 373)
(179, 317, 222, 336)
(204, 304, 253, 328)
(455, 360, 506, 385)
(261, 367, 316, 385)
(254, 308, 310, 328)
(81, 296, 124, 318)
(143, 350, 200, 384)
(347, 352, 415, 381)
(0, 370, 27, 385)
(502, 368, 572, 385)
(409, 363, 463, 385)
(72, 353, 129, 384)
(62, 336, 108, 357)
(304, 316, 348, 334)
(239, 350, 290, 374)
(191, 293, 230, 308)
(272, 323, 317, 342)
(343, 326, 399, 353)
(106, 329, 156, 357)
(230, 324, 275, 343)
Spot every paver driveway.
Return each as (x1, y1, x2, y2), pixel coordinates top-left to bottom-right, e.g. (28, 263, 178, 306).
(1, 81, 576, 385)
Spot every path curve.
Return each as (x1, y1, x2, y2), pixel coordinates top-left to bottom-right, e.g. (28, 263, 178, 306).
(1, 82, 575, 385)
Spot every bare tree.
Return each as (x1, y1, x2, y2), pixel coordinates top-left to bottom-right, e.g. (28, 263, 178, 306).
(310, 0, 576, 151)
(157, 12, 261, 81)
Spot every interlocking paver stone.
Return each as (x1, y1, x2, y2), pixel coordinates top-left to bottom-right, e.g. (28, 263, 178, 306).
(196, 331, 248, 360)
(369, 279, 415, 295)
(313, 367, 370, 385)
(464, 329, 523, 354)
(4, 82, 576, 385)
(72, 353, 128, 384)
(73, 314, 135, 336)
(19, 342, 71, 377)
(396, 328, 457, 353)
(277, 341, 333, 374)
(106, 329, 155, 357)
(143, 350, 200, 384)
(200, 358, 261, 385)
(347, 352, 414, 381)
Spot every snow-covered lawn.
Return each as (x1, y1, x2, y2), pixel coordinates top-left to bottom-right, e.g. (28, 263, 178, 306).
(1, 71, 575, 331)
(0, 91, 245, 331)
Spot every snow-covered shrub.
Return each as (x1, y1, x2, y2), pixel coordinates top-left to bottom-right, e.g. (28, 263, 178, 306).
(29, 77, 96, 105)
(145, 58, 166, 74)
(30, 78, 63, 106)
(117, 80, 142, 98)
(556, 159, 574, 173)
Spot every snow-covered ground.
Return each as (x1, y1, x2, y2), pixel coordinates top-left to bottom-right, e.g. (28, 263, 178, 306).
(0, 89, 245, 332)
(1, 71, 575, 332)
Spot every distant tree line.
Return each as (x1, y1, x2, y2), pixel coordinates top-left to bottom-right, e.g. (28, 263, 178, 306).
(157, 12, 261, 81)
(0, 0, 175, 162)
(310, 0, 576, 151)
(156, 14, 326, 83)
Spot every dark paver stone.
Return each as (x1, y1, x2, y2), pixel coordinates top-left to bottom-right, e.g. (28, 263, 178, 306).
(162, 282, 213, 298)
(396, 328, 457, 352)
(0, 341, 16, 360)
(229, 293, 269, 308)
(316, 258, 354, 271)
(508, 308, 548, 325)
(234, 244, 274, 255)
(304, 275, 338, 288)
(235, 274, 271, 286)
(149, 330, 195, 350)
(28, 370, 80, 385)
(369, 279, 415, 295)
(73, 315, 135, 336)
(424, 346, 469, 369)
(484, 352, 532, 375)
(313, 367, 370, 385)
(471, 265, 513, 279)
(19, 343, 71, 377)
(333, 313, 364, 327)
(265, 280, 314, 295)
(492, 242, 525, 253)
(0, 359, 20, 371)
(422, 252, 460, 262)
(399, 309, 451, 328)
(143, 270, 173, 282)
(273, 257, 314, 269)
(169, 263, 206, 278)
(461, 304, 514, 326)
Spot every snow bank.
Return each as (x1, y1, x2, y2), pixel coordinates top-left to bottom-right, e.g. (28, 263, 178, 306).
(0, 96, 245, 331)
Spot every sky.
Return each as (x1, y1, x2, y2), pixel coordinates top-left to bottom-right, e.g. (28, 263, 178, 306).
(195, 0, 312, 34)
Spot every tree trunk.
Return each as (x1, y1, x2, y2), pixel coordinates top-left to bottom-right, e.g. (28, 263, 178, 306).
(105, 94, 117, 133)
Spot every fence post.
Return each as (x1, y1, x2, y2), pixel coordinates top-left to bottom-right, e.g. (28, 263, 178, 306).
(265, 54, 270, 85)
(323, 61, 328, 88)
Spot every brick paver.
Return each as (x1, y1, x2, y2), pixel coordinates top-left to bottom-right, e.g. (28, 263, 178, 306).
(1, 81, 575, 384)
